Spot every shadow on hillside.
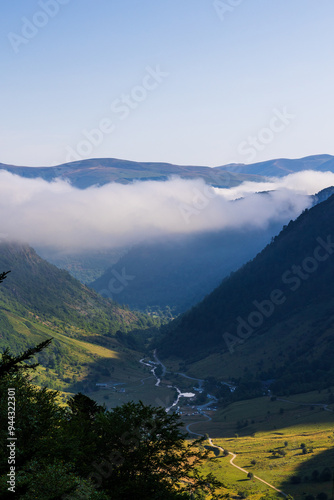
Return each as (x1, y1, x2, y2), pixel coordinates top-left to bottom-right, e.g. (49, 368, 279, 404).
(205, 397, 334, 439)
(279, 447, 334, 497)
(65, 350, 137, 396)
(184, 406, 334, 442)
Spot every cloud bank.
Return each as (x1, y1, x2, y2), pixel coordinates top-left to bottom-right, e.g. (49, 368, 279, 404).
(0, 170, 333, 252)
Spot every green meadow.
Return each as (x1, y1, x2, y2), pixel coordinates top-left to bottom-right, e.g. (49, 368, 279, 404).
(190, 391, 334, 499)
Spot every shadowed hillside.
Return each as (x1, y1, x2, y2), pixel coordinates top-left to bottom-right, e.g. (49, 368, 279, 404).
(159, 194, 334, 396)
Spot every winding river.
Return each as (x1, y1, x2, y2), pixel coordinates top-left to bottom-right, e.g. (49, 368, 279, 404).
(140, 350, 215, 414)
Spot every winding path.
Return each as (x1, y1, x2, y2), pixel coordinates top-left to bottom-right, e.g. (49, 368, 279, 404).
(142, 352, 288, 496)
(185, 407, 287, 497)
(206, 437, 287, 497)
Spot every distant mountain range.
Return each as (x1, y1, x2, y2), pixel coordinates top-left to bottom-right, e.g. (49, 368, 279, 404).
(216, 154, 334, 177)
(158, 193, 334, 396)
(0, 158, 262, 189)
(1, 154, 333, 188)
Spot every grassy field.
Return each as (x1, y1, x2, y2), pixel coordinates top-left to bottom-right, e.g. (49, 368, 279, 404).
(190, 391, 334, 499)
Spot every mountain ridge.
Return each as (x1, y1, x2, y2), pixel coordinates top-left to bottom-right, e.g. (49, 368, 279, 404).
(0, 158, 263, 189)
(1, 154, 334, 188)
(215, 154, 334, 177)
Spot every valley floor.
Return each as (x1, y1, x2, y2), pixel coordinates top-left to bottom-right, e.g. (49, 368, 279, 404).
(89, 351, 334, 499)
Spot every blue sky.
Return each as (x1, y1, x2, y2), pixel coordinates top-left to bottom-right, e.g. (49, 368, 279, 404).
(1, 0, 334, 167)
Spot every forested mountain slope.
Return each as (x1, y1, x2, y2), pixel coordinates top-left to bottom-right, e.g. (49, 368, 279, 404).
(0, 242, 158, 390)
(159, 195, 334, 395)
